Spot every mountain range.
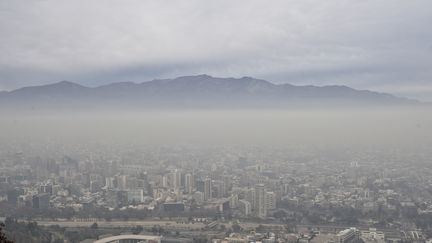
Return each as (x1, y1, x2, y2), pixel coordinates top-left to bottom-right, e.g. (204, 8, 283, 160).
(0, 75, 420, 110)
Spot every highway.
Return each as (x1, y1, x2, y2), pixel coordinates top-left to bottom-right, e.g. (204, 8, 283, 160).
(25, 219, 399, 235)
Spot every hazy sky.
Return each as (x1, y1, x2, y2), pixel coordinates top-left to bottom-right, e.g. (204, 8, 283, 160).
(1, 0, 431, 100)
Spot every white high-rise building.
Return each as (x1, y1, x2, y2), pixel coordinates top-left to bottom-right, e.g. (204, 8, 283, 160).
(245, 188, 255, 209)
(254, 184, 267, 218)
(162, 175, 169, 188)
(171, 169, 182, 189)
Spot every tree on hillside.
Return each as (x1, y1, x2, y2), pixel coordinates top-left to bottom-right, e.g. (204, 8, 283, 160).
(0, 223, 13, 243)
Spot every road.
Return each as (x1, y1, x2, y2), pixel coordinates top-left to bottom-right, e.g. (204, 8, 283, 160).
(26, 219, 400, 235)
(31, 219, 206, 230)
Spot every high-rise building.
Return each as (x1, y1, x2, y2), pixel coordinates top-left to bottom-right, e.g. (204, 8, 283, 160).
(229, 194, 239, 209)
(105, 177, 115, 189)
(116, 175, 127, 190)
(265, 191, 276, 210)
(32, 193, 50, 209)
(222, 175, 232, 197)
(204, 177, 212, 201)
(238, 199, 252, 216)
(162, 175, 169, 188)
(185, 173, 194, 194)
(254, 184, 267, 218)
(171, 169, 182, 189)
(245, 188, 255, 209)
(196, 179, 205, 193)
(213, 180, 225, 198)
(7, 189, 21, 205)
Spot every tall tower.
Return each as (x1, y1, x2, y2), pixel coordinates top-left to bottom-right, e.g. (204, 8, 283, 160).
(185, 173, 194, 194)
(254, 184, 267, 218)
(162, 175, 169, 188)
(222, 174, 232, 197)
(204, 177, 212, 201)
(172, 169, 182, 189)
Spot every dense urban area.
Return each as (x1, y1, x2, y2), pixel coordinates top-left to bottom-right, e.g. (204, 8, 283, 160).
(1, 142, 432, 243)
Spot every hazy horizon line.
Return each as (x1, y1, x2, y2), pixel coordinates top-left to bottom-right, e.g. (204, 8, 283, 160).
(0, 74, 421, 102)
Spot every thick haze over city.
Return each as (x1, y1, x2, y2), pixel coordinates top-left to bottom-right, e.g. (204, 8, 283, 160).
(1, 1, 432, 243)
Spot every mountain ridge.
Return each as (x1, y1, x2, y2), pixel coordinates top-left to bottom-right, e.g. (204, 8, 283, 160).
(0, 75, 421, 110)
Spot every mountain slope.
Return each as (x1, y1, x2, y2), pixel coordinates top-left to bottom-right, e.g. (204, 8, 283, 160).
(0, 75, 419, 110)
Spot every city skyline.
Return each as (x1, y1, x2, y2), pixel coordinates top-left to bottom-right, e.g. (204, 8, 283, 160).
(1, 1, 432, 242)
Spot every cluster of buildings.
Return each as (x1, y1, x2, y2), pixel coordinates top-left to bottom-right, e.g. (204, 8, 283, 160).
(0, 145, 431, 242)
(211, 227, 424, 243)
(0, 154, 279, 219)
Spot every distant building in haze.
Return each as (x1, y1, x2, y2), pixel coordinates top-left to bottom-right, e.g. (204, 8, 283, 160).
(254, 184, 267, 218)
(204, 177, 212, 201)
